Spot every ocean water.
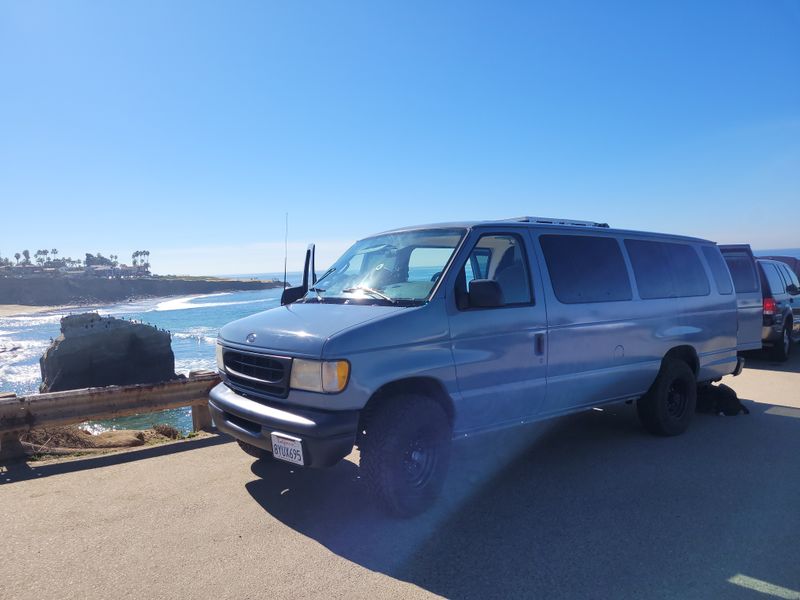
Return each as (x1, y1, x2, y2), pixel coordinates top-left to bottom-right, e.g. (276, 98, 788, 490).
(0, 282, 298, 434)
(754, 248, 800, 259)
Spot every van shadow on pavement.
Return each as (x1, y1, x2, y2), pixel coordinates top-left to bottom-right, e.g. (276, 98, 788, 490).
(246, 400, 800, 599)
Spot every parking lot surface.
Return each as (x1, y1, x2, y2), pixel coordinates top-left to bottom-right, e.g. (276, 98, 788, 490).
(2, 351, 799, 599)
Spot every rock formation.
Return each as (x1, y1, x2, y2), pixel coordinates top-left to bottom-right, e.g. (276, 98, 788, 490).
(39, 313, 177, 392)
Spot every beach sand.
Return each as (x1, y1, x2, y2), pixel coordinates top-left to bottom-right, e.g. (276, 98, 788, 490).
(0, 304, 68, 318)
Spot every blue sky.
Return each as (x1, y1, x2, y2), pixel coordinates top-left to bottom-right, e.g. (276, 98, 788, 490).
(1, 1, 798, 275)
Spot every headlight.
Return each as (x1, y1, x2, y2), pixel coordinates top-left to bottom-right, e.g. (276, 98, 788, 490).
(215, 342, 224, 372)
(290, 359, 350, 393)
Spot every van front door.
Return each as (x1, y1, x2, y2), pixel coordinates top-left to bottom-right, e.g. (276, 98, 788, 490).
(445, 230, 548, 434)
(720, 245, 763, 351)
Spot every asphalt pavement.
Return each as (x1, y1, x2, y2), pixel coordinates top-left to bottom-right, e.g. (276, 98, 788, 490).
(2, 350, 799, 599)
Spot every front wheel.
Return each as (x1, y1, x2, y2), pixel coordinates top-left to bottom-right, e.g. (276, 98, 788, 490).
(637, 359, 697, 436)
(360, 395, 452, 518)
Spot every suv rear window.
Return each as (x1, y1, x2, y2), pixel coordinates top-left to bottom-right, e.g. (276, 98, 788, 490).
(539, 235, 632, 304)
(761, 262, 786, 295)
(625, 239, 710, 299)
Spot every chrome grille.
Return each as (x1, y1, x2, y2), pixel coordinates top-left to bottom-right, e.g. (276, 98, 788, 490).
(222, 349, 291, 398)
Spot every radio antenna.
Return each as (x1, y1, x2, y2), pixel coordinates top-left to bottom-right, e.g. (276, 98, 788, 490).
(283, 212, 289, 289)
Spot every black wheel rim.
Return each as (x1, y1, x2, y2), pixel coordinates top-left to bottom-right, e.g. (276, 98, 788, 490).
(784, 329, 790, 354)
(402, 435, 437, 488)
(666, 379, 689, 419)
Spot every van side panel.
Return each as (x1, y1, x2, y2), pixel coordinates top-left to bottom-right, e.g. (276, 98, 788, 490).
(534, 233, 739, 417)
(683, 245, 739, 382)
(532, 231, 669, 416)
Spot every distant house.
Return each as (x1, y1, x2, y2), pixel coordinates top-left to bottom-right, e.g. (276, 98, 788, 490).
(118, 264, 139, 277)
(58, 266, 86, 277)
(85, 265, 115, 278)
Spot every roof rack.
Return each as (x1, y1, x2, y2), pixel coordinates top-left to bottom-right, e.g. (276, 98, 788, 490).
(506, 216, 610, 228)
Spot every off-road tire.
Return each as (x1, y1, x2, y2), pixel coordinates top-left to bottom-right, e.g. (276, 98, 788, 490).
(360, 395, 452, 518)
(637, 359, 697, 436)
(769, 322, 792, 362)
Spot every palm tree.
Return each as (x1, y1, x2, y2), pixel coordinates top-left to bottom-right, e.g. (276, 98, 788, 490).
(14, 252, 20, 265)
(22, 249, 30, 265)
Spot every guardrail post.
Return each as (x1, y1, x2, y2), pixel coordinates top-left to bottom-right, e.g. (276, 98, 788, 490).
(191, 404, 213, 432)
(0, 432, 26, 462)
(189, 370, 215, 432)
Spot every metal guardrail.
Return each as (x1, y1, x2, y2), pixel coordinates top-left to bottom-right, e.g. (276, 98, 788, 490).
(0, 370, 220, 460)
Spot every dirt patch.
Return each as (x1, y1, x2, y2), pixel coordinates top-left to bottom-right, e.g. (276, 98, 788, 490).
(20, 424, 187, 455)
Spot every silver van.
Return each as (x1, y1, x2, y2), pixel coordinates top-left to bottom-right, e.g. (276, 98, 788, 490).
(210, 217, 744, 516)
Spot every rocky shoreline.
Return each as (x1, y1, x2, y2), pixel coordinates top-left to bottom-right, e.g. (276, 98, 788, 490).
(0, 275, 283, 306)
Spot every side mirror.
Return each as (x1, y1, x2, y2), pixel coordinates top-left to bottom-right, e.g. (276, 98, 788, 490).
(787, 283, 799, 295)
(281, 244, 316, 305)
(468, 279, 505, 308)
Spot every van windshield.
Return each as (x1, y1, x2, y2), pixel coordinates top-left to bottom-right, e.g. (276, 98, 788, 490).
(302, 228, 465, 306)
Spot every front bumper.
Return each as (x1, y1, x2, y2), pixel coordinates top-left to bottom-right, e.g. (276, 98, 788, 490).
(208, 383, 359, 468)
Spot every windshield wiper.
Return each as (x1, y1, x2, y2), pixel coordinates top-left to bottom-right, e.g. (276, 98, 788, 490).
(308, 286, 326, 302)
(342, 286, 395, 303)
(315, 266, 336, 284)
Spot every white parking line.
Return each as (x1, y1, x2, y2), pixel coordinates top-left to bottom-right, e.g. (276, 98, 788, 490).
(728, 574, 800, 599)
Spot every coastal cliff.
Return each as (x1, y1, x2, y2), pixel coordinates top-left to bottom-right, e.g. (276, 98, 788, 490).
(0, 276, 282, 306)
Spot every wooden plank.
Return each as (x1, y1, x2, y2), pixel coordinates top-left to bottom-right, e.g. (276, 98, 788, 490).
(0, 373, 221, 435)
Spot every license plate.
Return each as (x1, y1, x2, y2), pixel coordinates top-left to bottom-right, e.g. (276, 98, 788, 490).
(270, 433, 304, 465)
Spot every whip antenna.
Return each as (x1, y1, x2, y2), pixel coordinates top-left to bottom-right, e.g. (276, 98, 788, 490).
(283, 212, 288, 289)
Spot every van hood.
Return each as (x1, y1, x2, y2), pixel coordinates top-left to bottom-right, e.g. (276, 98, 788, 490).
(218, 303, 405, 357)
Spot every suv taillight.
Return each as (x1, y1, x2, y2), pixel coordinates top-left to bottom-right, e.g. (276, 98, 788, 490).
(763, 297, 777, 315)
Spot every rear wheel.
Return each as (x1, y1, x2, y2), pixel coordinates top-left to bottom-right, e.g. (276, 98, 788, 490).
(769, 322, 791, 362)
(360, 395, 452, 518)
(637, 359, 697, 436)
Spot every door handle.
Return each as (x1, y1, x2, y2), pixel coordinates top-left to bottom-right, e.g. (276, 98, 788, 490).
(534, 333, 545, 356)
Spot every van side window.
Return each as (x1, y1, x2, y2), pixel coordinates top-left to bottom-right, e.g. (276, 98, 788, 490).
(455, 234, 532, 308)
(668, 244, 710, 297)
(762, 263, 786, 295)
(539, 235, 632, 303)
(702, 247, 734, 295)
(623, 240, 672, 298)
(723, 255, 759, 293)
(464, 248, 491, 283)
(626, 240, 710, 298)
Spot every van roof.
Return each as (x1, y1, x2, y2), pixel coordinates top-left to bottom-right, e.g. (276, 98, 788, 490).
(375, 217, 714, 244)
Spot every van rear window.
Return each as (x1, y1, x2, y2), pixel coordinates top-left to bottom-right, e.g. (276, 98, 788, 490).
(723, 255, 759, 293)
(625, 240, 710, 299)
(539, 235, 632, 303)
(702, 246, 734, 295)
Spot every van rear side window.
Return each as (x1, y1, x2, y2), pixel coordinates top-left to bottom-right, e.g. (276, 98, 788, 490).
(702, 246, 734, 295)
(625, 240, 710, 298)
(724, 255, 759, 293)
(539, 235, 632, 303)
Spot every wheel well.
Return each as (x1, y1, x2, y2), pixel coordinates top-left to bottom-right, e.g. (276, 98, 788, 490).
(663, 345, 699, 376)
(357, 377, 454, 443)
